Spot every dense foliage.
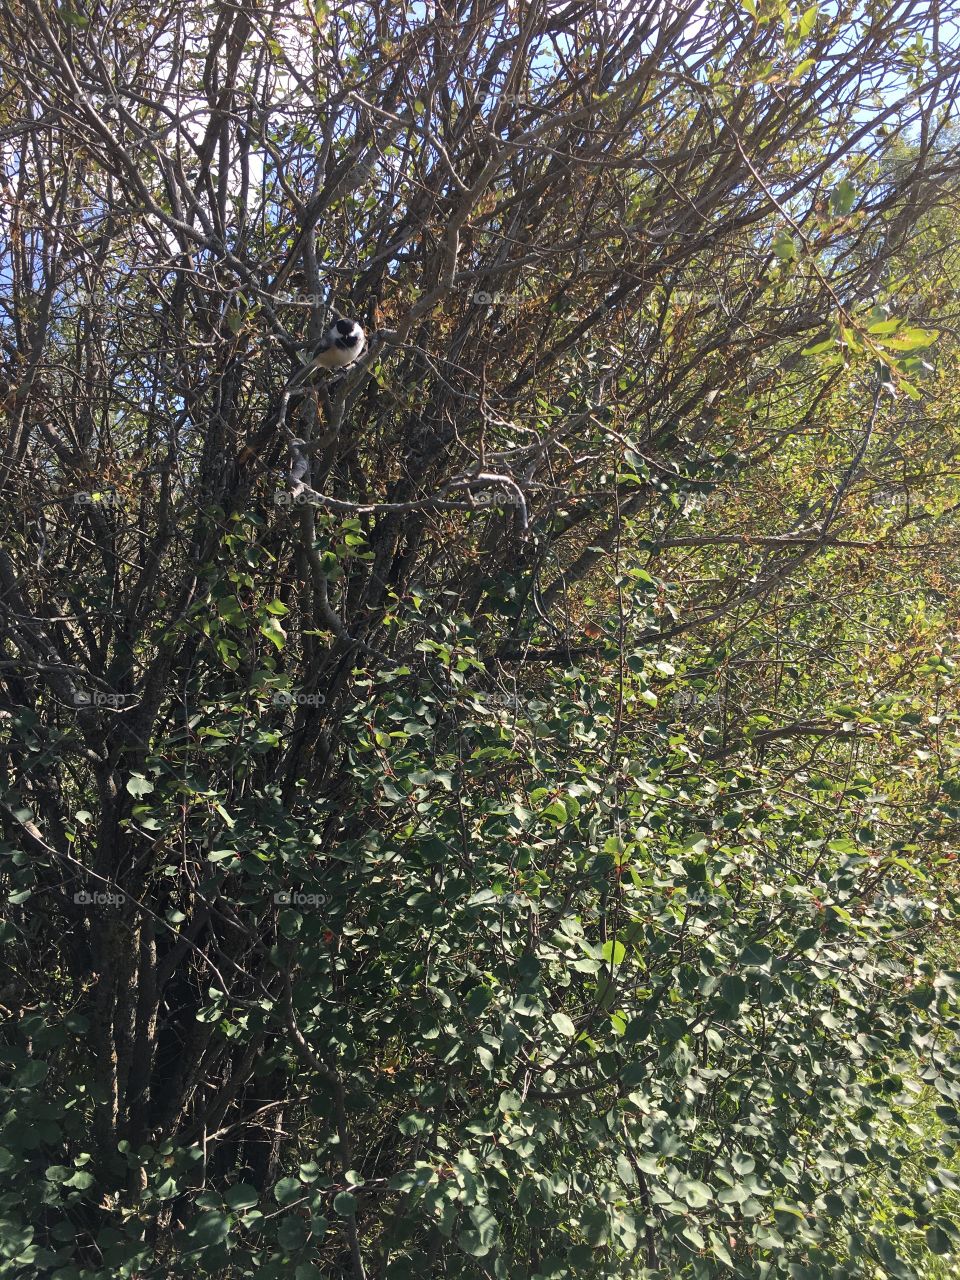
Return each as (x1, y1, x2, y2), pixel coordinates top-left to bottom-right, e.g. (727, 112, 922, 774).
(1, 1, 960, 1276)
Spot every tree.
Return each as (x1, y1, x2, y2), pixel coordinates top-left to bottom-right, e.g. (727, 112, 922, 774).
(1, 1, 960, 1276)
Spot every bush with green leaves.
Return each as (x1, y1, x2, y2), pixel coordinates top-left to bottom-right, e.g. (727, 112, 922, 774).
(3, 603, 960, 1277)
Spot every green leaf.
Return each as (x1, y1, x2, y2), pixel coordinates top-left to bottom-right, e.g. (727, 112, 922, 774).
(721, 974, 747, 1011)
(469, 1203, 500, 1246)
(581, 1203, 610, 1246)
(224, 1183, 259, 1210)
(277, 1216, 308, 1250)
(551, 1011, 577, 1037)
(883, 327, 938, 351)
(541, 800, 568, 824)
(185, 1210, 230, 1248)
(710, 1229, 734, 1266)
(458, 1228, 492, 1257)
(802, 335, 837, 355)
(464, 985, 495, 1018)
(13, 1060, 48, 1087)
(333, 1191, 357, 1216)
(772, 231, 797, 261)
(274, 1177, 302, 1205)
(126, 773, 154, 797)
(899, 378, 923, 401)
(740, 942, 772, 968)
(926, 1226, 953, 1256)
(207, 849, 239, 863)
(260, 617, 287, 650)
(677, 1178, 712, 1208)
(797, 3, 818, 36)
(829, 179, 856, 215)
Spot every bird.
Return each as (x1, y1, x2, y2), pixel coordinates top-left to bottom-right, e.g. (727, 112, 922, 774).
(295, 317, 367, 381)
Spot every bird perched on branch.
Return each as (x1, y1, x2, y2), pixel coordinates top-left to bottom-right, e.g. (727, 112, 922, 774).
(295, 317, 367, 381)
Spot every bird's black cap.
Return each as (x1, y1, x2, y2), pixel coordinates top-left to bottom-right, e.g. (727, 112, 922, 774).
(332, 318, 362, 351)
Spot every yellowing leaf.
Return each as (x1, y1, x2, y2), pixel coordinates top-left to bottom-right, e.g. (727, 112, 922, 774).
(260, 617, 287, 650)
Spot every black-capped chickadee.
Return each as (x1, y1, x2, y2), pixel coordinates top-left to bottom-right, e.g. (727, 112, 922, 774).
(296, 317, 367, 380)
